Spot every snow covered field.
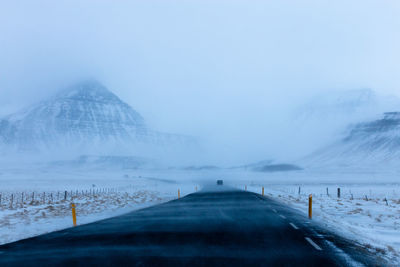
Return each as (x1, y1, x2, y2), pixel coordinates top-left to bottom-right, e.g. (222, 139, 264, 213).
(0, 166, 199, 245)
(0, 166, 399, 263)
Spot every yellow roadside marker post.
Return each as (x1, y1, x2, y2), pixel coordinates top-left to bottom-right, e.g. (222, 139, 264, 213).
(308, 194, 312, 219)
(178, 189, 180, 199)
(71, 203, 77, 226)
(262, 187, 264, 196)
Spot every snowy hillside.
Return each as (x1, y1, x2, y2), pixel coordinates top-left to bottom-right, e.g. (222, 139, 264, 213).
(289, 89, 400, 161)
(302, 111, 400, 169)
(0, 81, 195, 158)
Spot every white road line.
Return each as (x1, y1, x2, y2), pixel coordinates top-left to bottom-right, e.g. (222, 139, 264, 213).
(305, 237, 322, 251)
(279, 215, 286, 219)
(272, 209, 277, 213)
(289, 223, 299, 230)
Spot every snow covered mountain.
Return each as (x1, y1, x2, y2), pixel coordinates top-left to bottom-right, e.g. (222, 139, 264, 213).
(288, 89, 400, 161)
(0, 81, 195, 158)
(302, 111, 400, 169)
(344, 112, 400, 153)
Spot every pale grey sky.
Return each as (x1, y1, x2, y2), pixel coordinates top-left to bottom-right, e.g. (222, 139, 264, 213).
(0, 0, 399, 163)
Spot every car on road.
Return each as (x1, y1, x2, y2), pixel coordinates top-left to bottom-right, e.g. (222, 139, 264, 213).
(217, 180, 223, 185)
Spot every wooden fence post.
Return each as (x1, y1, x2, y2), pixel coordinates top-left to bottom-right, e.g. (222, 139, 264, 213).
(71, 203, 77, 226)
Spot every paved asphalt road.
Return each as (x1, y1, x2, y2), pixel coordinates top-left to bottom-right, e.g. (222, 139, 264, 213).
(0, 186, 383, 266)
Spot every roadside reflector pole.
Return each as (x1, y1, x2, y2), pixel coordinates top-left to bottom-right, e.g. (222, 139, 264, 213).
(308, 194, 312, 219)
(262, 187, 264, 196)
(71, 203, 77, 226)
(245, 185, 247, 191)
(195, 186, 197, 192)
(178, 189, 180, 199)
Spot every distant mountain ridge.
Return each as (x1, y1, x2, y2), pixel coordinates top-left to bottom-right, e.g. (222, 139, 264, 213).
(0, 81, 195, 157)
(343, 112, 400, 155)
(302, 111, 400, 168)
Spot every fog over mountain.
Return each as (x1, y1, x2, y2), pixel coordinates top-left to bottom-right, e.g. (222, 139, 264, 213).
(0, 81, 196, 163)
(0, 1, 399, 166)
(302, 111, 400, 169)
(2, 81, 399, 168)
(289, 89, 400, 159)
(1, 2, 400, 262)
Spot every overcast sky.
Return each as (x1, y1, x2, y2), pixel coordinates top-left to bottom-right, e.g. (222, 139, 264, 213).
(0, 0, 399, 164)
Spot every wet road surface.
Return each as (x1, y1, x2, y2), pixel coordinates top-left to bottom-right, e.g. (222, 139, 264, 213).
(0, 186, 381, 266)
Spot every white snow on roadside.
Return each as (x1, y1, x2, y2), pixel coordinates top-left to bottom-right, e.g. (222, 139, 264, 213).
(1, 166, 399, 264)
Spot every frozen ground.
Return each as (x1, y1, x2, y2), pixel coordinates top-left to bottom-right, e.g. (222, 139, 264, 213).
(0, 166, 399, 263)
(0, 166, 199, 245)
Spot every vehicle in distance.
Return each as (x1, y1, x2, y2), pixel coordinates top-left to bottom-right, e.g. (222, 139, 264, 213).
(217, 180, 223, 185)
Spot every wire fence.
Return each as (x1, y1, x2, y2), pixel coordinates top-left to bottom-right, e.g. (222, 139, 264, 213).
(0, 187, 122, 209)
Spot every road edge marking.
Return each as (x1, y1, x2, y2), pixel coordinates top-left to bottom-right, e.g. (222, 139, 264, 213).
(305, 237, 322, 251)
(289, 222, 299, 230)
